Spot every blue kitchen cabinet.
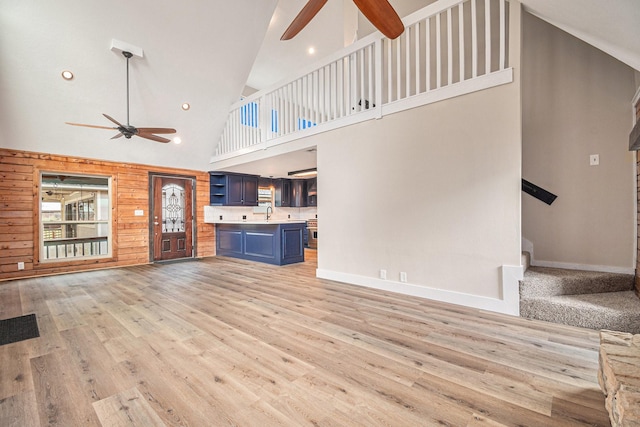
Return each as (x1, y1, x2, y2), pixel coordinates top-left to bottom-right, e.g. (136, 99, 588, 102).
(209, 172, 259, 206)
(291, 179, 308, 207)
(306, 177, 317, 206)
(274, 179, 292, 207)
(216, 222, 305, 265)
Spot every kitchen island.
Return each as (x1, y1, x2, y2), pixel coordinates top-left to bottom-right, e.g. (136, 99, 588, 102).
(214, 220, 305, 265)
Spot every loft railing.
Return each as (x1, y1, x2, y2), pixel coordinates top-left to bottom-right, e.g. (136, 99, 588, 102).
(214, 0, 511, 161)
(43, 236, 109, 260)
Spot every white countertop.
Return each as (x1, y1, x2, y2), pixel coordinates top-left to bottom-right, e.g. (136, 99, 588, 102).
(211, 219, 306, 225)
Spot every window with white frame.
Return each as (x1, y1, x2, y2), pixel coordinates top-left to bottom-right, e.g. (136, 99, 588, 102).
(40, 173, 111, 261)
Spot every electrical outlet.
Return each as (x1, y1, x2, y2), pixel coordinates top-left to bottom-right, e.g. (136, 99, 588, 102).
(590, 154, 599, 166)
(379, 269, 387, 280)
(400, 272, 407, 283)
(17, 262, 24, 270)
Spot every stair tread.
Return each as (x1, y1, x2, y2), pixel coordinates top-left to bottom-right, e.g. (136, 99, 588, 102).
(520, 291, 640, 334)
(520, 266, 638, 333)
(522, 290, 640, 308)
(521, 266, 634, 297)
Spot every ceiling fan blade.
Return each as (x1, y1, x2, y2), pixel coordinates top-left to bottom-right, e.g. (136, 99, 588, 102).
(102, 113, 125, 127)
(65, 122, 116, 130)
(281, 0, 328, 40)
(136, 133, 171, 143)
(111, 133, 124, 140)
(136, 127, 177, 135)
(353, 0, 404, 39)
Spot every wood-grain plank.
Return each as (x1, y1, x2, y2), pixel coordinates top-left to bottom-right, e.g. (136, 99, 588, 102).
(30, 350, 102, 426)
(0, 282, 22, 319)
(0, 391, 40, 427)
(93, 387, 166, 427)
(59, 326, 131, 402)
(0, 342, 34, 400)
(0, 252, 611, 426)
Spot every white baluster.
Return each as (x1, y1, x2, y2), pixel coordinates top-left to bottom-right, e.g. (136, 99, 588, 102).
(459, 2, 465, 82)
(436, 12, 441, 88)
(485, 0, 491, 74)
(499, 0, 505, 70)
(426, 17, 431, 91)
(415, 22, 421, 94)
(405, 27, 411, 98)
(447, 8, 453, 86)
(472, 0, 478, 78)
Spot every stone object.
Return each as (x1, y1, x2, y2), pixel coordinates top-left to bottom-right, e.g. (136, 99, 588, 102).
(598, 330, 640, 426)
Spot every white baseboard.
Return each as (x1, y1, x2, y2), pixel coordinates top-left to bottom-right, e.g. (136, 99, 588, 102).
(530, 260, 634, 275)
(316, 265, 522, 316)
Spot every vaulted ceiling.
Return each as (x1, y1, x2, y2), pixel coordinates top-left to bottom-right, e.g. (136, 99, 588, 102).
(1, 0, 638, 173)
(0, 0, 278, 171)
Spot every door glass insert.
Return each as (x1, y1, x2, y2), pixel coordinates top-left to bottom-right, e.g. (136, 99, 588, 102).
(162, 183, 185, 233)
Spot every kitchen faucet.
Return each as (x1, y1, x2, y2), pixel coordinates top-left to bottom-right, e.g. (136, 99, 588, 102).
(266, 206, 273, 221)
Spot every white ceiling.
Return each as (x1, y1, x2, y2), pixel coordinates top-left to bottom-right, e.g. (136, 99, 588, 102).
(0, 0, 278, 171)
(248, 0, 640, 94)
(231, 0, 640, 178)
(1, 0, 638, 176)
(245, 0, 347, 91)
(520, 0, 640, 72)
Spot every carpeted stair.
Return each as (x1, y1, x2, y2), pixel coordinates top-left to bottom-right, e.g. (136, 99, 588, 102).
(520, 266, 640, 334)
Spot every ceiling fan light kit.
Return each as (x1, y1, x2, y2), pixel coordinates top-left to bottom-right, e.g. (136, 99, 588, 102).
(281, 0, 404, 41)
(66, 44, 176, 144)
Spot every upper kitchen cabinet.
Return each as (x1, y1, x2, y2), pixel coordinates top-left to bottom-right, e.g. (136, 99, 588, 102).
(306, 177, 317, 207)
(274, 178, 316, 207)
(274, 179, 292, 207)
(209, 172, 259, 206)
(258, 177, 272, 188)
(291, 179, 308, 207)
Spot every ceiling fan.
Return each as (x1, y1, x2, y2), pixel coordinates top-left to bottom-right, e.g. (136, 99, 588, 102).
(66, 51, 176, 143)
(281, 0, 404, 41)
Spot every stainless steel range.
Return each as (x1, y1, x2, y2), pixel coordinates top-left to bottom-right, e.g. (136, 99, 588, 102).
(306, 218, 317, 249)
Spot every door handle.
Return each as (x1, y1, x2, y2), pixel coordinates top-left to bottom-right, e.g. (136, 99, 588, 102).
(154, 221, 159, 225)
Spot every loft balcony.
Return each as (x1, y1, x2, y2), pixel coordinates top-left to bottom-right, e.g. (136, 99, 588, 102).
(211, 0, 514, 165)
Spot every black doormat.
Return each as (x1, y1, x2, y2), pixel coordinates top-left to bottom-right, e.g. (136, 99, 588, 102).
(0, 313, 39, 346)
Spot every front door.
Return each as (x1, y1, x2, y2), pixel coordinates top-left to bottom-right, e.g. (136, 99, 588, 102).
(152, 176, 193, 261)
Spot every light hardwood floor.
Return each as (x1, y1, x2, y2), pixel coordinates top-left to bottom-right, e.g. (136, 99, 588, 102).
(0, 251, 610, 426)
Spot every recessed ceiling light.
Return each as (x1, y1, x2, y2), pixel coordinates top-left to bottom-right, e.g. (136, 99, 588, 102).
(181, 103, 190, 111)
(61, 70, 74, 80)
(173, 137, 182, 145)
(308, 47, 315, 55)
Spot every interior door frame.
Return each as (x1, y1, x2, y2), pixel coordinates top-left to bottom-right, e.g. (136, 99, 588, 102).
(148, 172, 197, 262)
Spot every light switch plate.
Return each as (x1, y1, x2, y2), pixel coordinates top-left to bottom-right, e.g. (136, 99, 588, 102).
(590, 154, 599, 166)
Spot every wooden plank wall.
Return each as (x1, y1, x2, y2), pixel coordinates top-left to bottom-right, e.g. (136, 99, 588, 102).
(637, 149, 640, 296)
(636, 100, 640, 294)
(0, 148, 215, 281)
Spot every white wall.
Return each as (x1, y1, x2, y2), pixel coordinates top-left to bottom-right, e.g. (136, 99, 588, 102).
(522, 13, 637, 273)
(303, 62, 521, 317)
